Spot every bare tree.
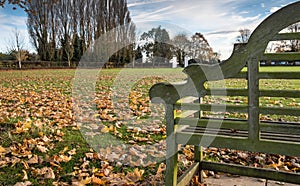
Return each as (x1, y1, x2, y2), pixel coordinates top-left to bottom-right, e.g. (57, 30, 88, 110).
(287, 22, 300, 52)
(172, 33, 190, 67)
(6, 28, 28, 69)
(236, 28, 251, 43)
(26, 0, 135, 65)
(271, 22, 300, 53)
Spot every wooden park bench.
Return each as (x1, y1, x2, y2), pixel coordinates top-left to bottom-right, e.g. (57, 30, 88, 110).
(149, 2, 300, 185)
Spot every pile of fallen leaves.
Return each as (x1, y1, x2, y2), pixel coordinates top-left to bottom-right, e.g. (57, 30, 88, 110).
(0, 70, 171, 185)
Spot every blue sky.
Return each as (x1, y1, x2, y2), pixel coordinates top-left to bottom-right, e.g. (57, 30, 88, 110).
(0, 0, 298, 59)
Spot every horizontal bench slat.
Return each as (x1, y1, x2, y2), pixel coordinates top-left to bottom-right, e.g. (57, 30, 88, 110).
(174, 103, 248, 113)
(259, 90, 300, 98)
(262, 53, 300, 61)
(175, 118, 249, 129)
(175, 103, 299, 116)
(206, 89, 300, 98)
(260, 106, 300, 116)
(206, 88, 248, 96)
(176, 132, 300, 156)
(261, 122, 300, 134)
(258, 72, 300, 79)
(272, 32, 300, 40)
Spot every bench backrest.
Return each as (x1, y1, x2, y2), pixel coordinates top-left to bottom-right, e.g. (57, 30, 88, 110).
(150, 1, 300, 156)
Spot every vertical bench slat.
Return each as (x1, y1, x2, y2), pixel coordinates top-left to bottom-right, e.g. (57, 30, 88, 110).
(248, 59, 260, 142)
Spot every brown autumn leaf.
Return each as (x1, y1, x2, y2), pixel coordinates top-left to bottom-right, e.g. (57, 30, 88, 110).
(22, 170, 28, 180)
(14, 181, 32, 186)
(0, 146, 7, 154)
(27, 155, 38, 164)
(44, 167, 55, 179)
(126, 168, 144, 182)
(36, 145, 48, 153)
(92, 176, 107, 185)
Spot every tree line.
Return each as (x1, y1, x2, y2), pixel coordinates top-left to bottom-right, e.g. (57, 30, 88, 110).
(25, 0, 135, 67)
(137, 26, 219, 67)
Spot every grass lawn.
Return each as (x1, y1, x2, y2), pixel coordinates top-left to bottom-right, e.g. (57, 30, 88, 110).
(0, 66, 299, 185)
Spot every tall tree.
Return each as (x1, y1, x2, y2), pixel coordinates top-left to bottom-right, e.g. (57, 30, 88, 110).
(140, 25, 172, 66)
(287, 23, 300, 52)
(27, 0, 56, 61)
(172, 33, 190, 67)
(25, 0, 135, 65)
(6, 28, 27, 69)
(188, 32, 218, 64)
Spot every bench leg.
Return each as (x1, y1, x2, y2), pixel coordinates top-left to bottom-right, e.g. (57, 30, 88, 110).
(195, 145, 204, 183)
(165, 104, 178, 186)
(165, 138, 178, 186)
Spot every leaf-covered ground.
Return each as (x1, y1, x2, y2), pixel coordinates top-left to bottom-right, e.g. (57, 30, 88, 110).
(0, 67, 299, 185)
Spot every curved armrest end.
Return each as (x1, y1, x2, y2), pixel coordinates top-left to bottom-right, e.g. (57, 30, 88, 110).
(149, 82, 181, 104)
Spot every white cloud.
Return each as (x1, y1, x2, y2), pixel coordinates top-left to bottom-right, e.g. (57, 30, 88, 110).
(270, 6, 281, 13)
(0, 14, 33, 53)
(129, 0, 269, 60)
(128, 0, 175, 7)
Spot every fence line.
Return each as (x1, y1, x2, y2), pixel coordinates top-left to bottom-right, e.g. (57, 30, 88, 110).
(0, 60, 173, 69)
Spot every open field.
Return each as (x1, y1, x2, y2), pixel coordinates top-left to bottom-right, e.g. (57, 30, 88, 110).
(0, 67, 299, 185)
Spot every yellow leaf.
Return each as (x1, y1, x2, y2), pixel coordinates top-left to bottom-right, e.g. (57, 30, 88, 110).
(24, 120, 32, 130)
(22, 170, 28, 180)
(92, 177, 107, 185)
(101, 126, 110, 133)
(79, 177, 92, 185)
(0, 146, 7, 154)
(134, 168, 144, 179)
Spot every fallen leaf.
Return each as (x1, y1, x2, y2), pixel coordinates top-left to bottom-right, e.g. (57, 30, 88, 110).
(14, 181, 32, 186)
(36, 145, 48, 153)
(27, 155, 38, 164)
(92, 177, 107, 185)
(44, 167, 55, 179)
(0, 146, 7, 154)
(22, 170, 28, 180)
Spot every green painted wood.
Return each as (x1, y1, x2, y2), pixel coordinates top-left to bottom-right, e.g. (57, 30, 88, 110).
(248, 60, 260, 142)
(176, 132, 300, 156)
(165, 104, 178, 186)
(174, 118, 249, 130)
(200, 161, 300, 184)
(273, 32, 300, 41)
(177, 162, 199, 186)
(262, 53, 300, 61)
(206, 88, 248, 96)
(260, 122, 300, 135)
(174, 103, 248, 113)
(206, 89, 300, 98)
(259, 72, 300, 79)
(260, 107, 300, 116)
(232, 72, 247, 79)
(260, 90, 300, 98)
